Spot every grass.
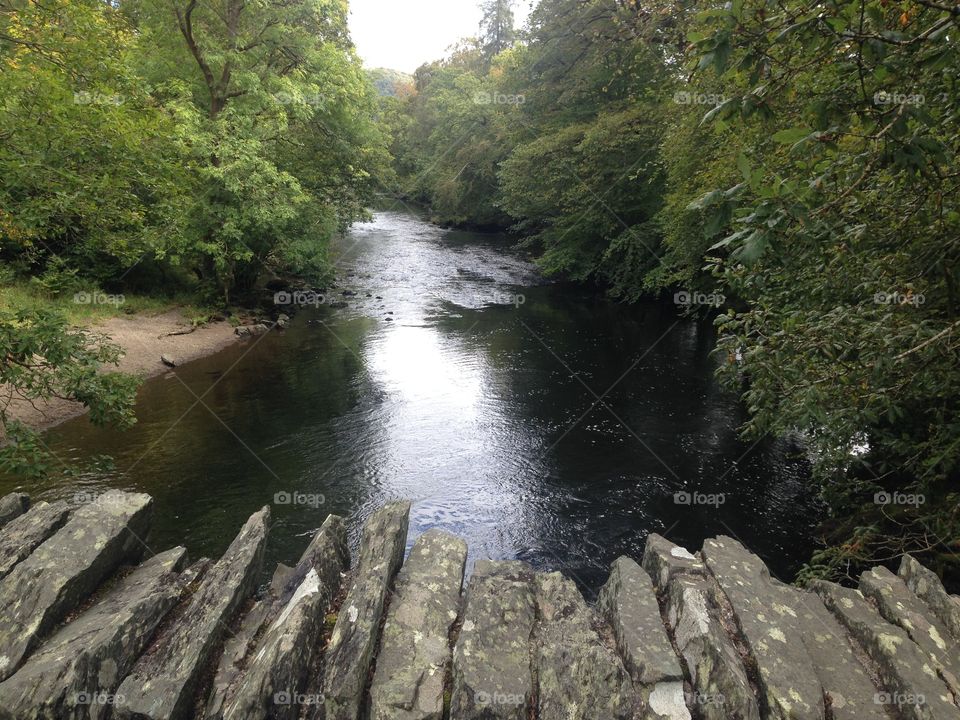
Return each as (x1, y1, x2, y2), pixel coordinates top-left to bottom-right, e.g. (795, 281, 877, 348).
(0, 281, 214, 327)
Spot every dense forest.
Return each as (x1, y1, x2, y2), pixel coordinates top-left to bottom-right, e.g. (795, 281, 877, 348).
(2, 0, 959, 582)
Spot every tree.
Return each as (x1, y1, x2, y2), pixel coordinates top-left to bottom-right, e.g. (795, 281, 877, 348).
(479, 0, 516, 59)
(0, 309, 139, 479)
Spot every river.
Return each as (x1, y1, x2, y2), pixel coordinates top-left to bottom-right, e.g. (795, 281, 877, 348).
(1, 208, 823, 594)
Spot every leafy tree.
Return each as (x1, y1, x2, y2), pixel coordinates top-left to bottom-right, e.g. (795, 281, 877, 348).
(0, 309, 139, 478)
(683, 0, 960, 577)
(479, 0, 516, 59)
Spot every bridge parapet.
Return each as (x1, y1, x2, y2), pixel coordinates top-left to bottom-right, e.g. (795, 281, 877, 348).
(0, 491, 957, 720)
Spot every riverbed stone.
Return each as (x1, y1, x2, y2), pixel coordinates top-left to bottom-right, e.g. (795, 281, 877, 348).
(860, 565, 960, 695)
(0, 492, 29, 528)
(598, 556, 682, 688)
(812, 579, 960, 720)
(114, 506, 270, 720)
(0, 546, 188, 720)
(0, 489, 153, 681)
(774, 583, 888, 720)
(899, 554, 960, 643)
(535, 571, 634, 720)
(665, 573, 759, 720)
(321, 500, 410, 720)
(0, 501, 71, 579)
(369, 529, 467, 720)
(642, 534, 705, 593)
(450, 560, 536, 720)
(701, 537, 824, 720)
(214, 514, 348, 720)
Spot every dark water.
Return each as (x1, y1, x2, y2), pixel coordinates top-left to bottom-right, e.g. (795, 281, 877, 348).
(2, 209, 823, 595)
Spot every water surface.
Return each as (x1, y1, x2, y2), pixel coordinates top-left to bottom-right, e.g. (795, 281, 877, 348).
(2, 209, 822, 594)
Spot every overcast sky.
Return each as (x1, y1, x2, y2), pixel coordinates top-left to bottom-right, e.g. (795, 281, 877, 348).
(348, 0, 534, 74)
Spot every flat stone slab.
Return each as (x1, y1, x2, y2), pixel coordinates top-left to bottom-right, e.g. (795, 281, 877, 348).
(642, 534, 705, 593)
(0, 546, 188, 720)
(774, 584, 888, 720)
(812, 580, 960, 720)
(597, 556, 682, 688)
(0, 490, 153, 681)
(322, 500, 411, 720)
(0, 492, 29, 529)
(450, 560, 536, 720)
(216, 514, 348, 720)
(0, 501, 70, 579)
(900, 555, 960, 644)
(114, 506, 270, 720)
(666, 573, 758, 720)
(860, 566, 960, 695)
(535, 572, 634, 720)
(369, 529, 467, 720)
(701, 537, 823, 720)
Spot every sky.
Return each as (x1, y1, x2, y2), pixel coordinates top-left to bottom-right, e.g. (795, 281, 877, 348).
(348, 0, 534, 74)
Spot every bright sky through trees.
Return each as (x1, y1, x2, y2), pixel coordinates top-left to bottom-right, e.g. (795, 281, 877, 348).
(348, 0, 533, 72)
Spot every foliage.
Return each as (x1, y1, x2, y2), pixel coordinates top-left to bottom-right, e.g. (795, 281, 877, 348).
(681, 0, 960, 578)
(0, 308, 139, 478)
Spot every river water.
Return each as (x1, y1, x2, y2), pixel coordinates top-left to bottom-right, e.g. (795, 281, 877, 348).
(2, 208, 823, 594)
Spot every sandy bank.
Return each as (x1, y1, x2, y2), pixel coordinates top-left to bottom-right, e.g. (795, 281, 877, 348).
(2, 309, 240, 434)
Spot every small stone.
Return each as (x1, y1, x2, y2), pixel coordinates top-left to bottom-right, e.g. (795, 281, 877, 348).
(0, 492, 30, 529)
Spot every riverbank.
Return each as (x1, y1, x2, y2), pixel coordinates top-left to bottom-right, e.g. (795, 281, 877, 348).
(1, 307, 240, 435)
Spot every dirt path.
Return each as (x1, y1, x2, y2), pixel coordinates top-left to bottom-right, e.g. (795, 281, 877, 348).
(2, 309, 240, 434)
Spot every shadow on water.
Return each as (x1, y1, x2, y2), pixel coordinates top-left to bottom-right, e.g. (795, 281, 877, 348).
(1, 209, 822, 596)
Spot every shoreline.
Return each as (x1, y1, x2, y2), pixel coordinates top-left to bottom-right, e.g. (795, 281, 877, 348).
(2, 308, 242, 435)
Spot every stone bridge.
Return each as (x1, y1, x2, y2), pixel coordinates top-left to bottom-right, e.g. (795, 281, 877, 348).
(0, 490, 958, 720)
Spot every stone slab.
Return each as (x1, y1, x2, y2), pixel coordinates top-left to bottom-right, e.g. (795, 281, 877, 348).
(812, 580, 960, 720)
(0, 490, 153, 681)
(450, 560, 536, 720)
(114, 506, 270, 720)
(321, 500, 410, 720)
(701, 537, 823, 720)
(369, 529, 467, 720)
(0, 501, 70, 579)
(0, 547, 188, 720)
